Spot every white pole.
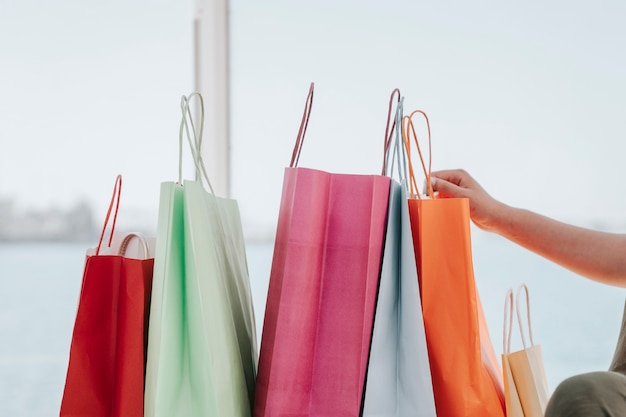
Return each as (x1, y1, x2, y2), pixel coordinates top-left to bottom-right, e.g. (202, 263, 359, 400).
(194, 0, 230, 197)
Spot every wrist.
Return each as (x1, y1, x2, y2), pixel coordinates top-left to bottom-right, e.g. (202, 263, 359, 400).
(477, 200, 515, 233)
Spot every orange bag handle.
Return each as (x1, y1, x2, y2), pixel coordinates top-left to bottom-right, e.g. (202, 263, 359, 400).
(381, 88, 402, 175)
(402, 109, 433, 199)
(290, 82, 315, 168)
(96, 174, 122, 256)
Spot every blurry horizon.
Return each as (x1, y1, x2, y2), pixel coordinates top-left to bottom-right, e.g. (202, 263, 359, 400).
(2, 0, 626, 239)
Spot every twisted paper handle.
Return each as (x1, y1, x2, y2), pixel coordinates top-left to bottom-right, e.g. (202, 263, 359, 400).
(179, 92, 215, 194)
(290, 82, 315, 168)
(402, 109, 433, 199)
(96, 175, 122, 256)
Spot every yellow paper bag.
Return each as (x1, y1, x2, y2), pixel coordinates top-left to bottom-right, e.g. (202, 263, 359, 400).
(502, 284, 550, 417)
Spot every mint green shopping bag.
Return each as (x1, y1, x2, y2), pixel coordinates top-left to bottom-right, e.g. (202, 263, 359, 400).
(144, 93, 257, 417)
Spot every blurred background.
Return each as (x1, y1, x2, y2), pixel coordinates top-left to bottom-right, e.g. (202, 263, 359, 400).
(2, 0, 626, 415)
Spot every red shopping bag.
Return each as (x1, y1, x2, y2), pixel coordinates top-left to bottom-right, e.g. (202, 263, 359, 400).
(403, 111, 505, 417)
(60, 175, 154, 417)
(254, 83, 391, 417)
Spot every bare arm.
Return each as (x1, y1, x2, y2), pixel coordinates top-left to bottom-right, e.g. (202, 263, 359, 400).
(430, 169, 626, 287)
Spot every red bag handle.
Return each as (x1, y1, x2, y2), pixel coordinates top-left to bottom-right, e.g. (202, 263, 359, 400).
(96, 175, 122, 256)
(289, 82, 315, 168)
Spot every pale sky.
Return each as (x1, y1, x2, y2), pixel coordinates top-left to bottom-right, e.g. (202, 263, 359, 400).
(4, 0, 626, 396)
(2, 0, 626, 237)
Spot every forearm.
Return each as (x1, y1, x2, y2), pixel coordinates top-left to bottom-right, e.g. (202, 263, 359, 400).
(490, 204, 626, 287)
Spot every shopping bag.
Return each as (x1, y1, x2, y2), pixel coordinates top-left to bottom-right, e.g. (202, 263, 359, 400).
(503, 289, 525, 417)
(403, 110, 505, 417)
(254, 82, 391, 417)
(144, 93, 257, 417)
(60, 175, 154, 417)
(362, 89, 437, 417)
(502, 285, 550, 417)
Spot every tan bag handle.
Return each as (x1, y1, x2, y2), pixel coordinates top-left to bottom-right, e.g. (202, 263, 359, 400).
(516, 284, 536, 349)
(503, 284, 537, 354)
(503, 288, 514, 355)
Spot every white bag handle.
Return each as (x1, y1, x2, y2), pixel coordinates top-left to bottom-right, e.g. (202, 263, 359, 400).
(178, 92, 215, 194)
(118, 232, 150, 260)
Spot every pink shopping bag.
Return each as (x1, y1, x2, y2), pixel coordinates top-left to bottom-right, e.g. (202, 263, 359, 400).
(254, 83, 391, 417)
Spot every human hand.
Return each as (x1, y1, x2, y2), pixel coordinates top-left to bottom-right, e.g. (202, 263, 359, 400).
(430, 169, 506, 232)
(431, 170, 626, 285)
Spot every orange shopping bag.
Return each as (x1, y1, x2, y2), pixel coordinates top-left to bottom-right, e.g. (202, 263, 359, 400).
(403, 110, 505, 417)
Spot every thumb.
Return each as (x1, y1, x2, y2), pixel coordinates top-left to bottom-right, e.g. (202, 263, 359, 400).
(430, 176, 466, 198)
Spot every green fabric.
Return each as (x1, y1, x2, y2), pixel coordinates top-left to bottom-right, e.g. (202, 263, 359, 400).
(545, 372, 626, 417)
(545, 301, 626, 417)
(144, 93, 257, 417)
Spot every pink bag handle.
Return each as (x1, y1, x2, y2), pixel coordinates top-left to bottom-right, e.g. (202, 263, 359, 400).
(289, 82, 315, 168)
(381, 88, 402, 175)
(96, 175, 122, 256)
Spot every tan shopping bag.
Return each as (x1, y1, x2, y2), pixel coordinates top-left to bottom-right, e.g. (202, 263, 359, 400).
(502, 284, 550, 417)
